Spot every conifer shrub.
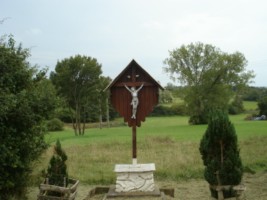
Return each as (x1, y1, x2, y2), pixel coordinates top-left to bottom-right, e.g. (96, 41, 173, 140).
(45, 139, 68, 196)
(199, 110, 243, 198)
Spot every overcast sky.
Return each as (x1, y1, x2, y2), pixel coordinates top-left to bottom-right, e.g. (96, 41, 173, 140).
(1, 0, 267, 87)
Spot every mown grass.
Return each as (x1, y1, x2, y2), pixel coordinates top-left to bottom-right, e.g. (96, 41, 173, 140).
(30, 111, 267, 186)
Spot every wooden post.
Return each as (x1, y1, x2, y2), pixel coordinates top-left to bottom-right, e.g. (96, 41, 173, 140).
(132, 126, 136, 158)
(132, 122, 137, 164)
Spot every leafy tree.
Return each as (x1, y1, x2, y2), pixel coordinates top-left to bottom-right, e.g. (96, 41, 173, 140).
(97, 76, 111, 128)
(164, 42, 254, 124)
(0, 35, 56, 199)
(33, 76, 60, 120)
(50, 55, 102, 135)
(199, 110, 243, 198)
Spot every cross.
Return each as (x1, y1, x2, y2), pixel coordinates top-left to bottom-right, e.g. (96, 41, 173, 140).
(124, 70, 144, 165)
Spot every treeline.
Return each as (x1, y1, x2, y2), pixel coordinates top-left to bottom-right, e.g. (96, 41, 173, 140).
(150, 84, 267, 117)
(242, 86, 267, 101)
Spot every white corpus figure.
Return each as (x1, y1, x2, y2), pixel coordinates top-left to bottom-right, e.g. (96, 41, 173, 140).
(124, 84, 144, 119)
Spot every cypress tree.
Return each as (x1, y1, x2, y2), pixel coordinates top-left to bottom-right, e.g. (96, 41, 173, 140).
(46, 139, 68, 196)
(199, 110, 243, 198)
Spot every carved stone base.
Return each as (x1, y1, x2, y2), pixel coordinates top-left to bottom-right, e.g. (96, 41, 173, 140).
(114, 163, 156, 193)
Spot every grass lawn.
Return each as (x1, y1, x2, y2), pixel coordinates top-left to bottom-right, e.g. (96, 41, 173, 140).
(30, 112, 267, 186)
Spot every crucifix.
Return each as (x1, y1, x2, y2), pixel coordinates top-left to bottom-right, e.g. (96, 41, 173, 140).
(123, 74, 144, 164)
(105, 59, 163, 164)
(104, 60, 163, 194)
(124, 83, 144, 119)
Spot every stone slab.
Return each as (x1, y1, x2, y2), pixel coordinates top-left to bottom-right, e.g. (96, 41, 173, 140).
(114, 163, 155, 173)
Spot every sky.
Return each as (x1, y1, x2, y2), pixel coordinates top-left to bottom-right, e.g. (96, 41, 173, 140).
(1, 0, 267, 87)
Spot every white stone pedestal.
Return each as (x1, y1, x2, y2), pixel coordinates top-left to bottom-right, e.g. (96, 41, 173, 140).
(114, 163, 156, 193)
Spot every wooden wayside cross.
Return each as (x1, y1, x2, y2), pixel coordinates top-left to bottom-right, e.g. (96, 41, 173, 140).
(105, 60, 163, 163)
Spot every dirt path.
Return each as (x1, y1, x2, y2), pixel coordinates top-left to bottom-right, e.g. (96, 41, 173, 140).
(29, 172, 267, 200)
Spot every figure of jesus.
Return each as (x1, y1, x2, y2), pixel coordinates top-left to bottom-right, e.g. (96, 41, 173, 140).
(124, 83, 144, 119)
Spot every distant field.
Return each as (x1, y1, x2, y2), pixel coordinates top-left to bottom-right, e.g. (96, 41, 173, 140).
(243, 100, 258, 111)
(31, 113, 267, 186)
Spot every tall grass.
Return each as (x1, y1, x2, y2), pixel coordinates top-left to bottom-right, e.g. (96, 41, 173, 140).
(31, 115, 267, 185)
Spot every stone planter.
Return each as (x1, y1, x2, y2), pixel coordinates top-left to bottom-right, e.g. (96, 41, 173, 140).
(37, 178, 79, 200)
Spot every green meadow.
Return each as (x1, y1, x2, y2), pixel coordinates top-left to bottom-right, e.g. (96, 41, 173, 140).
(30, 101, 267, 185)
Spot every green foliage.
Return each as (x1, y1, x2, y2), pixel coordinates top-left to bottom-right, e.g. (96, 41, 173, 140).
(50, 55, 103, 135)
(0, 35, 55, 199)
(98, 76, 111, 115)
(150, 103, 187, 116)
(159, 89, 173, 104)
(228, 95, 245, 115)
(45, 140, 68, 197)
(34, 78, 59, 120)
(46, 118, 64, 131)
(165, 83, 186, 99)
(258, 96, 267, 116)
(54, 106, 74, 123)
(164, 42, 254, 124)
(46, 140, 68, 186)
(150, 105, 174, 116)
(199, 110, 243, 198)
(170, 103, 188, 115)
(243, 86, 267, 101)
(189, 110, 210, 125)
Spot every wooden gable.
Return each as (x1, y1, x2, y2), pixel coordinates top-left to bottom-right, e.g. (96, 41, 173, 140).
(106, 59, 163, 127)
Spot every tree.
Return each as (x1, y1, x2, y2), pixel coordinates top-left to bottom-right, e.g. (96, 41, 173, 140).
(0, 35, 56, 199)
(164, 42, 254, 124)
(50, 55, 102, 135)
(199, 110, 243, 198)
(97, 76, 111, 128)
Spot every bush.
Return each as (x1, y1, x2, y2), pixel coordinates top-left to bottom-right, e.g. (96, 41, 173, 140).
(46, 118, 64, 131)
(150, 105, 172, 116)
(0, 35, 55, 199)
(170, 103, 188, 115)
(258, 96, 267, 116)
(150, 104, 187, 116)
(55, 107, 73, 123)
(199, 110, 243, 198)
